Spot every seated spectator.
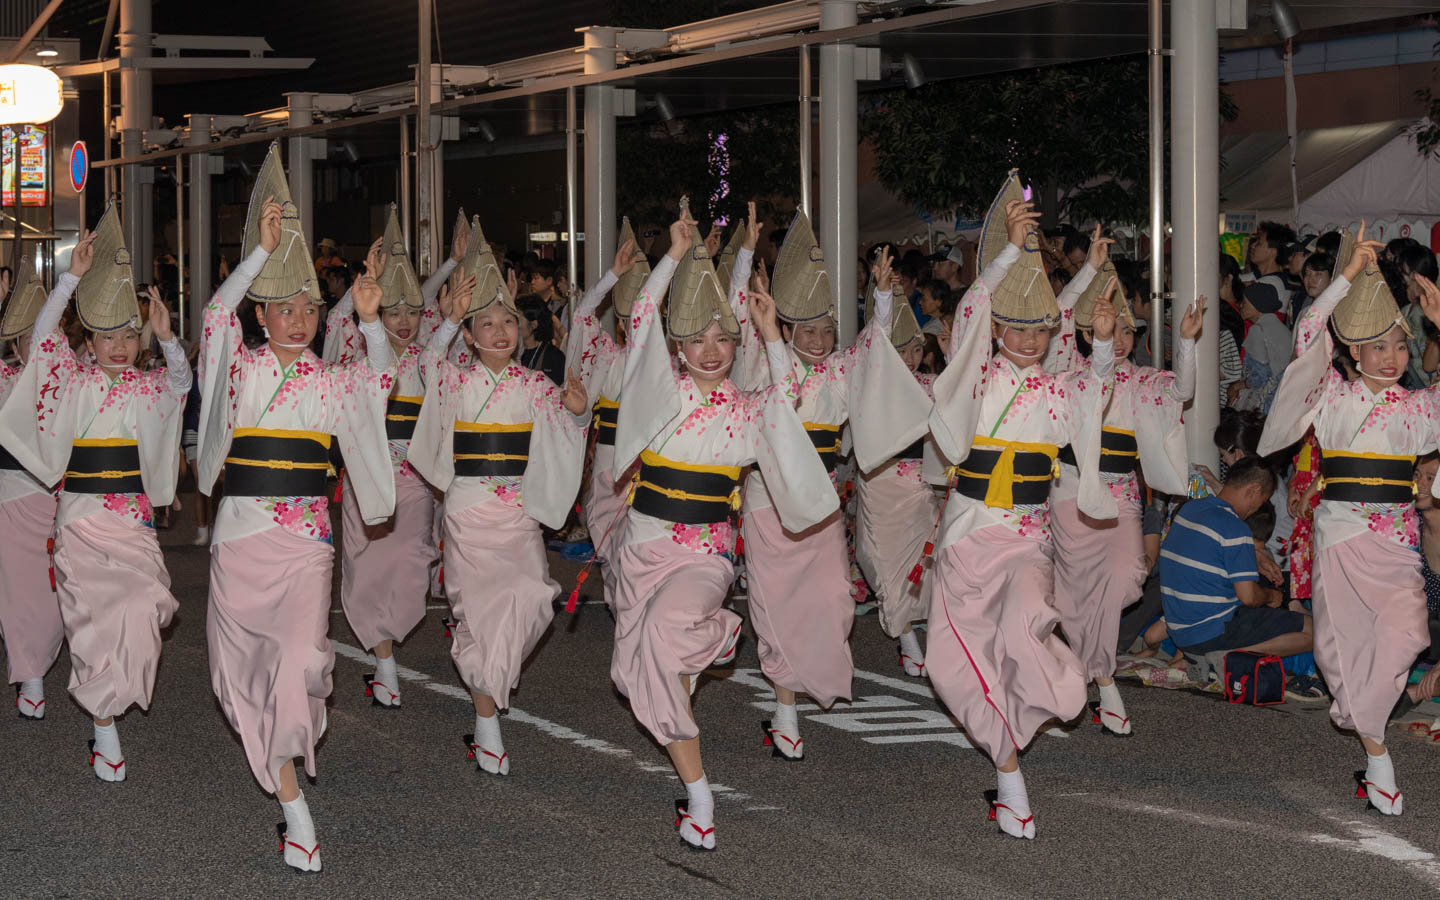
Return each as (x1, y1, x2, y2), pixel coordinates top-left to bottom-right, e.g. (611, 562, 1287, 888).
(1159, 457, 1313, 658)
(1396, 244, 1439, 387)
(515, 294, 567, 386)
(1235, 282, 1291, 414)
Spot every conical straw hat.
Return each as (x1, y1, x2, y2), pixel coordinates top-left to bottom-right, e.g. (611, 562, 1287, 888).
(0, 244, 48, 340)
(771, 209, 834, 324)
(1333, 257, 1409, 345)
(666, 196, 738, 340)
(991, 227, 1059, 328)
(1072, 260, 1118, 330)
(76, 203, 141, 333)
(1113, 292, 1137, 328)
(714, 224, 746, 294)
(1331, 228, 1354, 282)
(453, 206, 469, 251)
(978, 169, 1026, 274)
(890, 298, 922, 349)
(378, 203, 423, 311)
(460, 216, 515, 319)
(613, 216, 649, 318)
(243, 142, 321, 304)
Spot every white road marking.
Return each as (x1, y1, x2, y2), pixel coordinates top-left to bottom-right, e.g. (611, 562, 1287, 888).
(331, 639, 763, 806)
(1076, 796, 1440, 887)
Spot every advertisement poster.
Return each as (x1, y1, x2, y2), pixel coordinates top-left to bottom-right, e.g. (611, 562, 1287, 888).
(2, 125, 48, 207)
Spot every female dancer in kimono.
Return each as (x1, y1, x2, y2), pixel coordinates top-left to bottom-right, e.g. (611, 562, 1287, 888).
(196, 145, 397, 871)
(568, 206, 761, 611)
(0, 215, 186, 781)
(0, 258, 67, 719)
(1046, 244, 1203, 736)
(322, 206, 474, 707)
(853, 250, 940, 676)
(738, 215, 931, 760)
(610, 210, 836, 850)
(407, 221, 588, 777)
(1258, 224, 1440, 816)
(926, 179, 1117, 840)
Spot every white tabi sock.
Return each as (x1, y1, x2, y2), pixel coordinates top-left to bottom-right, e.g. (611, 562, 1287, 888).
(898, 629, 924, 663)
(91, 721, 125, 782)
(680, 774, 716, 849)
(279, 791, 322, 872)
(374, 654, 400, 696)
(18, 678, 44, 718)
(768, 692, 804, 759)
(472, 712, 509, 774)
(995, 767, 1035, 839)
(1097, 682, 1132, 734)
(1364, 750, 1403, 815)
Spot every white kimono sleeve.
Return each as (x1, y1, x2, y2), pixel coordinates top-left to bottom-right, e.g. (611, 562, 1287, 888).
(613, 256, 680, 476)
(518, 372, 588, 529)
(1257, 276, 1347, 456)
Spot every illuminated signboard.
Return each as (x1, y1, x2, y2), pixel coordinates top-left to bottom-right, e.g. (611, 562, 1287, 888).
(2, 125, 48, 207)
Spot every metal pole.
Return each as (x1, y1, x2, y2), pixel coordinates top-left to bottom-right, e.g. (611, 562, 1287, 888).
(102, 68, 114, 199)
(118, 0, 153, 270)
(286, 93, 315, 244)
(1172, 0, 1221, 470)
(416, 0, 434, 276)
(799, 45, 812, 220)
(400, 115, 411, 249)
(565, 86, 579, 301)
(1148, 0, 1165, 368)
(187, 115, 212, 335)
(175, 153, 184, 340)
(582, 27, 618, 295)
(819, 1, 858, 346)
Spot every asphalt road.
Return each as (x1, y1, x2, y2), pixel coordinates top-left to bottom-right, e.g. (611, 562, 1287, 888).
(4, 515, 1440, 899)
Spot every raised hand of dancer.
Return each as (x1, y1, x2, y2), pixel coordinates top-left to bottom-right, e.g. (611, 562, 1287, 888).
(1413, 273, 1440, 331)
(1005, 199, 1042, 249)
(1087, 223, 1114, 270)
(146, 285, 173, 342)
(259, 196, 283, 254)
(505, 267, 519, 301)
(667, 212, 697, 261)
(1342, 220, 1384, 283)
(562, 368, 589, 415)
(68, 228, 97, 278)
(353, 274, 383, 324)
(704, 222, 723, 257)
(752, 258, 770, 294)
(1180, 295, 1207, 340)
(873, 246, 894, 293)
(611, 238, 642, 278)
(441, 270, 477, 325)
(750, 286, 782, 343)
(365, 236, 387, 282)
(451, 217, 470, 262)
(744, 200, 762, 251)
(1091, 277, 1118, 342)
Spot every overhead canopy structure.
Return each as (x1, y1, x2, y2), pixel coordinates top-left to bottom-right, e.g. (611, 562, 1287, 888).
(1220, 118, 1440, 236)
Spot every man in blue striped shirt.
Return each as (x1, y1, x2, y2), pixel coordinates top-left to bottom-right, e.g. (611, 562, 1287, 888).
(1158, 457, 1312, 656)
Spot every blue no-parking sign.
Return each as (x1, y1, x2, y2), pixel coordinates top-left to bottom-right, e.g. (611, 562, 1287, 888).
(69, 140, 88, 193)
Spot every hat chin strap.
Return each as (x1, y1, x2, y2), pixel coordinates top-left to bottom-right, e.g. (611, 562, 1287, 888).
(1356, 364, 1401, 384)
(679, 352, 733, 379)
(262, 326, 309, 351)
(383, 326, 415, 343)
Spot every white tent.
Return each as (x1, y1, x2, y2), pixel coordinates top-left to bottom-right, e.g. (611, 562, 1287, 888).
(1221, 118, 1440, 241)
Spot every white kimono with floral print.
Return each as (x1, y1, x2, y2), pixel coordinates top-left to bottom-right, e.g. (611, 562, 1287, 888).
(196, 246, 397, 545)
(0, 355, 50, 505)
(612, 255, 838, 556)
(407, 319, 587, 529)
(321, 258, 457, 367)
(928, 243, 1116, 551)
(1259, 274, 1440, 550)
(0, 272, 189, 530)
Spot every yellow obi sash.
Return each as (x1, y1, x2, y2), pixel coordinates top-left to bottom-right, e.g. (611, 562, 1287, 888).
(630, 449, 742, 525)
(453, 421, 531, 477)
(385, 394, 423, 441)
(65, 438, 142, 494)
(225, 428, 332, 497)
(593, 396, 619, 447)
(951, 435, 1059, 509)
(1319, 448, 1416, 504)
(803, 421, 843, 472)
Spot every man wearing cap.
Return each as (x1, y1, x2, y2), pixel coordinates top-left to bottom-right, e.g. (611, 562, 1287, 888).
(314, 237, 343, 274)
(929, 239, 970, 295)
(1235, 280, 1292, 414)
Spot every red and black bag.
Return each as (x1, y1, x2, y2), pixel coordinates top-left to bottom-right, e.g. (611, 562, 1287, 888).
(1223, 651, 1286, 706)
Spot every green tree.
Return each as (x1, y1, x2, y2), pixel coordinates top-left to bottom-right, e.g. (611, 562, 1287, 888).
(861, 56, 1236, 226)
